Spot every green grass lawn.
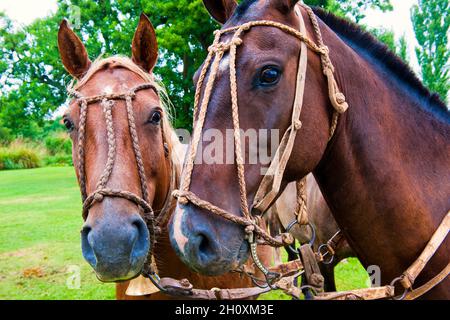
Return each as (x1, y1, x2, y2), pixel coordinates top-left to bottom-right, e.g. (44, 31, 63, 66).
(0, 167, 369, 300)
(0, 167, 115, 299)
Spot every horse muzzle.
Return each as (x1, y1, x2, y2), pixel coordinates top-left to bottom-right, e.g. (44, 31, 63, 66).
(169, 203, 249, 276)
(81, 212, 150, 282)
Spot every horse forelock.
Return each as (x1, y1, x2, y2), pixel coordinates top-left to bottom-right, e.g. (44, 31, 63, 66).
(67, 56, 181, 164)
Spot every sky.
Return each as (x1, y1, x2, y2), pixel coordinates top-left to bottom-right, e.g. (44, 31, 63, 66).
(0, 0, 420, 71)
(362, 0, 419, 71)
(0, 0, 57, 25)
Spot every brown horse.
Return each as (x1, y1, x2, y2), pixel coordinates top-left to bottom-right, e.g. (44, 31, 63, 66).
(58, 14, 267, 299)
(169, 0, 449, 299)
(269, 176, 354, 292)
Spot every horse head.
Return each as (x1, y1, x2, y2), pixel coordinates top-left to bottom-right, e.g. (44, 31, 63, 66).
(168, 0, 338, 276)
(58, 14, 178, 282)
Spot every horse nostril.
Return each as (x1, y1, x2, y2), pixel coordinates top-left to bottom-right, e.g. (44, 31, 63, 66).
(81, 225, 97, 268)
(198, 233, 210, 255)
(129, 217, 150, 263)
(194, 231, 219, 264)
(81, 225, 91, 238)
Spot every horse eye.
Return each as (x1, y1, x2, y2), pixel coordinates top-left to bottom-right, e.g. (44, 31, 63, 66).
(149, 111, 162, 125)
(63, 118, 74, 132)
(259, 66, 281, 85)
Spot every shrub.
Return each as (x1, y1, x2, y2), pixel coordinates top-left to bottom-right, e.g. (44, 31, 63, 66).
(0, 141, 42, 170)
(44, 154, 73, 167)
(45, 132, 72, 156)
(0, 122, 12, 144)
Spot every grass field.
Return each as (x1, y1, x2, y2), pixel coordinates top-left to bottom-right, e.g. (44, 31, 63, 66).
(0, 167, 370, 300)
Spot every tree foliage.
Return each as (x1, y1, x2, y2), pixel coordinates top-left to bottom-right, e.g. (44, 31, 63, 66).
(305, 0, 392, 22)
(1, 0, 395, 137)
(370, 28, 409, 63)
(412, 0, 450, 102)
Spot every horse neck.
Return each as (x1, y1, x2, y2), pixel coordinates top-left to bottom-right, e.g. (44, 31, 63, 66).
(313, 25, 450, 281)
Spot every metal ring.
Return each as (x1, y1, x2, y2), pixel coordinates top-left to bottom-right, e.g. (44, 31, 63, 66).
(390, 276, 409, 301)
(306, 222, 316, 247)
(264, 271, 281, 290)
(286, 221, 316, 246)
(286, 221, 317, 255)
(145, 272, 168, 293)
(299, 284, 318, 297)
(286, 220, 300, 255)
(285, 219, 298, 233)
(318, 243, 335, 265)
(250, 276, 270, 289)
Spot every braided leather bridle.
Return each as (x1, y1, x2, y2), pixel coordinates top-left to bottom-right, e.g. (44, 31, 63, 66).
(70, 82, 175, 278)
(172, 4, 349, 281)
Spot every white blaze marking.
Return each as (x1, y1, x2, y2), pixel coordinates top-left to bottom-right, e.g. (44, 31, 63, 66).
(172, 205, 189, 254)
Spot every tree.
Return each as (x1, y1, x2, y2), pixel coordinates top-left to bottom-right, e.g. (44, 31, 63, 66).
(0, 0, 216, 135)
(412, 0, 450, 102)
(0, 0, 395, 138)
(370, 28, 409, 64)
(305, 0, 393, 23)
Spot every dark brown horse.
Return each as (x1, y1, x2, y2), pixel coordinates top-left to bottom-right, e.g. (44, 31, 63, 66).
(58, 15, 268, 299)
(169, 0, 449, 299)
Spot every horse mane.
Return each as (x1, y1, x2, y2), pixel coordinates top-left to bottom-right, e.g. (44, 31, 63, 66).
(311, 7, 449, 116)
(234, 0, 259, 18)
(68, 56, 182, 167)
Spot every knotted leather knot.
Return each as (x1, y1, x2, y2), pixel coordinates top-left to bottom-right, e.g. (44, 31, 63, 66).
(94, 193, 104, 202)
(232, 38, 243, 46)
(335, 92, 346, 105)
(281, 233, 294, 245)
(310, 273, 325, 288)
(399, 273, 414, 289)
(241, 24, 252, 31)
(172, 190, 188, 205)
(294, 120, 303, 130)
(180, 278, 193, 288)
(245, 224, 255, 234)
(126, 92, 136, 100)
(209, 38, 243, 53)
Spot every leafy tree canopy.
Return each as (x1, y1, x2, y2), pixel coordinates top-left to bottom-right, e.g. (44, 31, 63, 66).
(1, 0, 394, 138)
(412, 0, 450, 102)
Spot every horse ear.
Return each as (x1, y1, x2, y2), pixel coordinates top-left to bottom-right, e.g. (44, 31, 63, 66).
(132, 13, 158, 73)
(203, 0, 238, 24)
(58, 19, 91, 79)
